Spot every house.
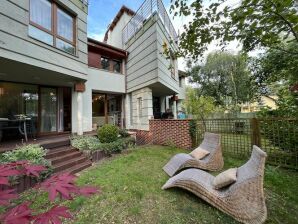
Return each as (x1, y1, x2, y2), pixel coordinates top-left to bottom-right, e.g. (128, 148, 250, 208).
(241, 96, 278, 113)
(0, 0, 186, 143)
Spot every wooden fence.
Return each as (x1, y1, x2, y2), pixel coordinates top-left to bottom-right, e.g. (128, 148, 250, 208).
(195, 118, 298, 169)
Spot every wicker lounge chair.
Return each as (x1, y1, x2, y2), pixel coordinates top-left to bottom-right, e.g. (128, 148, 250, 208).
(163, 132, 224, 176)
(162, 145, 267, 224)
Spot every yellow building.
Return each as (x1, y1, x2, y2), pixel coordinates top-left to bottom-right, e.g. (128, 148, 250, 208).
(241, 96, 278, 113)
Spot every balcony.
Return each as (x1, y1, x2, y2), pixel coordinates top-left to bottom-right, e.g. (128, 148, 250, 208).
(122, 0, 178, 44)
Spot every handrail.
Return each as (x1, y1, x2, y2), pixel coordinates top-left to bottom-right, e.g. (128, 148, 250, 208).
(122, 0, 178, 44)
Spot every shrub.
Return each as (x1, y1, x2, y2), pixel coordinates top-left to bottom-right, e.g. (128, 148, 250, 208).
(97, 124, 119, 143)
(119, 129, 130, 138)
(99, 137, 136, 155)
(0, 144, 52, 179)
(0, 162, 99, 224)
(70, 136, 100, 151)
(70, 135, 135, 154)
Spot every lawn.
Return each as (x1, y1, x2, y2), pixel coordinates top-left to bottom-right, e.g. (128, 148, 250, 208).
(55, 145, 298, 224)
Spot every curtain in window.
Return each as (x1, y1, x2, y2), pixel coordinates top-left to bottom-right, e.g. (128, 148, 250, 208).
(57, 8, 73, 42)
(30, 0, 52, 30)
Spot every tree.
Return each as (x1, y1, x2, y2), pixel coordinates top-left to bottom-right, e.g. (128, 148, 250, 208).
(252, 42, 298, 117)
(183, 87, 216, 126)
(188, 51, 254, 111)
(170, 0, 298, 59)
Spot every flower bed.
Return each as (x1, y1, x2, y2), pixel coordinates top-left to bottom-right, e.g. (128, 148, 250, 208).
(70, 126, 135, 162)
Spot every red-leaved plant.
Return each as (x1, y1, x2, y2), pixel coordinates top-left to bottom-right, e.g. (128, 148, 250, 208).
(0, 161, 99, 224)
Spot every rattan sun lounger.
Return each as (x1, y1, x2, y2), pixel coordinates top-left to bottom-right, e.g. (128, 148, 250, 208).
(163, 132, 224, 176)
(162, 145, 267, 224)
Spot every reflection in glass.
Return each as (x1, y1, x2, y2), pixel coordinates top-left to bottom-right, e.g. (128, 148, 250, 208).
(56, 38, 75, 54)
(29, 25, 53, 45)
(40, 88, 57, 133)
(30, 0, 52, 30)
(113, 60, 121, 73)
(57, 8, 73, 42)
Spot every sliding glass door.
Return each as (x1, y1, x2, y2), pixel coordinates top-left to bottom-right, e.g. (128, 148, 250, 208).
(40, 87, 57, 133)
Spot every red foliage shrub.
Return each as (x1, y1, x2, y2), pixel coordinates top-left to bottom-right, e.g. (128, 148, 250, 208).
(0, 161, 99, 224)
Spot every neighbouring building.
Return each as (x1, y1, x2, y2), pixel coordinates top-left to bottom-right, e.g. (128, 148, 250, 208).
(0, 0, 186, 143)
(241, 96, 278, 113)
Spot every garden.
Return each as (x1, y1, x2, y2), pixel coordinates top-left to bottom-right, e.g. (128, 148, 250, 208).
(1, 146, 296, 223)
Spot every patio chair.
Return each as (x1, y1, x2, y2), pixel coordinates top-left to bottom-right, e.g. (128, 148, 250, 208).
(162, 145, 267, 224)
(163, 132, 224, 176)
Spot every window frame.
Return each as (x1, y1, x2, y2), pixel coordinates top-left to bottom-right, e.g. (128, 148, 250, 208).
(29, 0, 76, 55)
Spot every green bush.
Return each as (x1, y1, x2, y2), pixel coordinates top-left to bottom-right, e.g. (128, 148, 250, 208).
(0, 144, 53, 179)
(119, 129, 130, 138)
(97, 124, 119, 143)
(70, 136, 100, 151)
(70, 135, 135, 154)
(99, 137, 135, 154)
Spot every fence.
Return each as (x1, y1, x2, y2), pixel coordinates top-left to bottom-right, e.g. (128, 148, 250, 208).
(195, 118, 298, 169)
(122, 0, 178, 44)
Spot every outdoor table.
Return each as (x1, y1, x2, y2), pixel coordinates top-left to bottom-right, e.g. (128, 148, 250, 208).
(0, 118, 31, 142)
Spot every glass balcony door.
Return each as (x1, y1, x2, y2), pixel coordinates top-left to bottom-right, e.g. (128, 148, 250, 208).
(40, 87, 57, 133)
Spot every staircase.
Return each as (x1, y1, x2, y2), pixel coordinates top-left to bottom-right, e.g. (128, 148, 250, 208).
(43, 138, 92, 174)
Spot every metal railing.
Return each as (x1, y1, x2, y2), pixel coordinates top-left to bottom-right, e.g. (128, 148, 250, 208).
(122, 0, 178, 44)
(79, 0, 88, 6)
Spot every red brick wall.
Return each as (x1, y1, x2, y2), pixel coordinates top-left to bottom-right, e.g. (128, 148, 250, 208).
(134, 120, 193, 149)
(135, 130, 153, 145)
(150, 119, 192, 149)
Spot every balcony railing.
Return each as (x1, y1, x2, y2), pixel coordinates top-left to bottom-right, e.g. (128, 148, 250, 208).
(79, 0, 88, 6)
(122, 0, 178, 44)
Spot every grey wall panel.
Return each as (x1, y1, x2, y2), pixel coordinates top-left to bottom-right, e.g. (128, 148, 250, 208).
(0, 1, 88, 77)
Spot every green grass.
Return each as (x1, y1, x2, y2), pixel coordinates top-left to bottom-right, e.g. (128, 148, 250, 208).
(60, 146, 298, 224)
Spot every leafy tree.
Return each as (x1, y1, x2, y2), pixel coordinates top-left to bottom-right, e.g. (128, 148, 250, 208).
(170, 0, 298, 59)
(183, 87, 217, 128)
(252, 42, 298, 117)
(188, 51, 254, 110)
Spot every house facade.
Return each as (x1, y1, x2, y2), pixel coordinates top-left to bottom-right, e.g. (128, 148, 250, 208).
(0, 0, 186, 142)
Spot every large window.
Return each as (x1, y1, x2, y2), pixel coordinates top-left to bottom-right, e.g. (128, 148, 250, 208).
(29, 0, 76, 55)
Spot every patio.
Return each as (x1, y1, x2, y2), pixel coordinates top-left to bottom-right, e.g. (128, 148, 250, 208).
(19, 145, 298, 223)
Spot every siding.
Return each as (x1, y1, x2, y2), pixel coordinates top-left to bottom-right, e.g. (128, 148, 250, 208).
(124, 14, 180, 94)
(0, 0, 88, 79)
(126, 20, 159, 92)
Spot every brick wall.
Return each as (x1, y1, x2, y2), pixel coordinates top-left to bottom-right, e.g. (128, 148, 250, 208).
(134, 119, 193, 149)
(135, 130, 153, 145)
(150, 119, 192, 149)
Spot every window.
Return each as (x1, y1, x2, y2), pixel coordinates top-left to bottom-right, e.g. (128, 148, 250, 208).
(101, 57, 110, 70)
(29, 0, 76, 55)
(113, 60, 121, 73)
(179, 77, 182, 87)
(137, 97, 142, 118)
(170, 57, 176, 79)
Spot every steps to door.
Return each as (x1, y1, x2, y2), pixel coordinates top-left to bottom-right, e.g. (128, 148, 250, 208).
(43, 139, 92, 174)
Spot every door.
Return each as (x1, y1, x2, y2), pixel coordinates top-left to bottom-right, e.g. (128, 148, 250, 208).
(40, 87, 58, 133)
